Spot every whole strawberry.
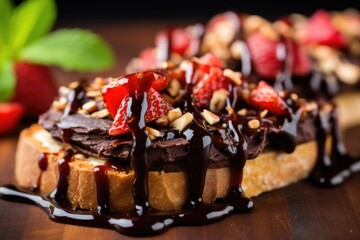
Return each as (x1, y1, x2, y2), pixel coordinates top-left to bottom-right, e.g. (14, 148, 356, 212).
(0, 0, 115, 132)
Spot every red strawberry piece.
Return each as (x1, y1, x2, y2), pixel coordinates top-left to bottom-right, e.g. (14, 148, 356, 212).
(109, 88, 171, 135)
(198, 52, 224, 70)
(193, 67, 228, 108)
(246, 31, 282, 79)
(289, 41, 311, 76)
(139, 48, 157, 70)
(102, 72, 172, 135)
(0, 102, 24, 135)
(12, 61, 57, 118)
(249, 81, 288, 115)
(103, 71, 169, 118)
(304, 10, 345, 48)
(156, 28, 191, 56)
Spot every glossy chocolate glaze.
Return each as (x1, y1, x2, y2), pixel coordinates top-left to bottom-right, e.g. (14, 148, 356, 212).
(1, 11, 360, 236)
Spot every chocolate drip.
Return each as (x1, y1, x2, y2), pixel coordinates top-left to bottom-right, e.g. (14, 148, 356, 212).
(311, 106, 360, 186)
(93, 165, 111, 213)
(51, 149, 74, 204)
(182, 62, 212, 206)
(35, 153, 49, 191)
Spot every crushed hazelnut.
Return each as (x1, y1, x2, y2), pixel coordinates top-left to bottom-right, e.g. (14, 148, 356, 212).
(210, 89, 228, 112)
(167, 108, 182, 122)
(168, 79, 181, 97)
(223, 69, 242, 85)
(169, 112, 194, 131)
(146, 126, 162, 140)
(82, 101, 97, 113)
(237, 108, 247, 116)
(155, 115, 169, 127)
(202, 109, 220, 125)
(59, 86, 70, 95)
(248, 119, 260, 129)
(259, 24, 279, 41)
(260, 109, 268, 118)
(52, 97, 67, 111)
(335, 62, 360, 85)
(69, 81, 80, 89)
(91, 109, 110, 118)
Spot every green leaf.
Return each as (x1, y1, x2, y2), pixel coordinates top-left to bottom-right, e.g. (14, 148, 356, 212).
(8, 0, 56, 52)
(19, 29, 116, 72)
(0, 0, 13, 45)
(0, 60, 15, 102)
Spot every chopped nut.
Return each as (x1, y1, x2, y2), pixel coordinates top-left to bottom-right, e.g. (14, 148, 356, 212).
(78, 109, 88, 115)
(259, 24, 279, 41)
(225, 106, 235, 116)
(91, 109, 110, 118)
(52, 97, 67, 111)
(335, 62, 360, 85)
(167, 108, 182, 122)
(168, 79, 181, 97)
(304, 102, 318, 112)
(223, 69, 242, 85)
(248, 119, 260, 129)
(74, 153, 85, 159)
(290, 93, 298, 101)
(202, 109, 220, 125)
(82, 100, 97, 113)
(169, 112, 194, 131)
(230, 40, 243, 59)
(59, 86, 70, 95)
(237, 108, 247, 116)
(86, 90, 101, 98)
(69, 81, 80, 89)
(260, 109, 268, 118)
(155, 115, 169, 127)
(318, 57, 339, 74)
(146, 126, 162, 140)
(321, 103, 333, 113)
(311, 46, 337, 60)
(210, 89, 228, 112)
(273, 20, 292, 37)
(244, 15, 266, 35)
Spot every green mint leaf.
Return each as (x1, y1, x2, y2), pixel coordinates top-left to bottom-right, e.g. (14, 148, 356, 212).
(0, 0, 13, 45)
(0, 60, 15, 102)
(8, 0, 56, 52)
(19, 29, 116, 72)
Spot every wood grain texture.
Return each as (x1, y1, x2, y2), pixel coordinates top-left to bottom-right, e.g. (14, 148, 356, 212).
(1, 20, 360, 240)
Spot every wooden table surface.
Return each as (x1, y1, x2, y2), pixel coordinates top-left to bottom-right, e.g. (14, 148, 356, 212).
(1, 20, 360, 240)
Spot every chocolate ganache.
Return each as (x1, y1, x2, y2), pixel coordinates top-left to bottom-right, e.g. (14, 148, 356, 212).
(1, 10, 360, 236)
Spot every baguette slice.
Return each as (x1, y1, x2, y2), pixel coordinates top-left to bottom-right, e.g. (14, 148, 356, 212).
(15, 124, 318, 212)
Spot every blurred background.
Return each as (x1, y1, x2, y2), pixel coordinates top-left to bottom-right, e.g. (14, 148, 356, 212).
(51, 0, 360, 76)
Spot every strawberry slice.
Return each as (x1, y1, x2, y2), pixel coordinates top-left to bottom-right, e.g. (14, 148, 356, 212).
(102, 72, 172, 135)
(156, 28, 192, 56)
(289, 40, 311, 76)
(249, 81, 288, 115)
(246, 31, 282, 79)
(0, 102, 24, 135)
(304, 10, 345, 48)
(197, 52, 224, 70)
(139, 48, 157, 70)
(193, 67, 228, 108)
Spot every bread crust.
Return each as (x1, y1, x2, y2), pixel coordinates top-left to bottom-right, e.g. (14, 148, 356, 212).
(15, 124, 319, 212)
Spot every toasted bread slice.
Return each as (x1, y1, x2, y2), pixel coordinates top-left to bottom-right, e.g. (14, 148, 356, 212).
(15, 124, 319, 212)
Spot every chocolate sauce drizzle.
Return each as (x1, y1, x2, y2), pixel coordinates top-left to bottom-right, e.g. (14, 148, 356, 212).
(1, 11, 360, 236)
